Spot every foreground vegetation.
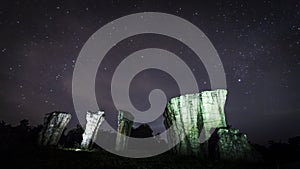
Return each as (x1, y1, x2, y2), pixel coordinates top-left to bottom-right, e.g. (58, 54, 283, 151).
(0, 120, 299, 169)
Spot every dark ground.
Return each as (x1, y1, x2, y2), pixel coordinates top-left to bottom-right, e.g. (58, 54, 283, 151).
(2, 147, 300, 169)
(0, 120, 299, 169)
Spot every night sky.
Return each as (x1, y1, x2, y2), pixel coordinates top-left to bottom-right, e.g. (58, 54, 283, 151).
(0, 0, 299, 144)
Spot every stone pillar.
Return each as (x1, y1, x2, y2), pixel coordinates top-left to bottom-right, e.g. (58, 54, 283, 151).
(81, 111, 105, 149)
(163, 89, 227, 155)
(39, 112, 71, 146)
(164, 93, 203, 155)
(115, 110, 134, 152)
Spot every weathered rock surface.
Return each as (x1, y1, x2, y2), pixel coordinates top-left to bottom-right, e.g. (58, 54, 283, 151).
(209, 128, 261, 161)
(115, 110, 134, 152)
(81, 111, 105, 149)
(163, 89, 227, 155)
(39, 111, 71, 146)
(201, 89, 227, 138)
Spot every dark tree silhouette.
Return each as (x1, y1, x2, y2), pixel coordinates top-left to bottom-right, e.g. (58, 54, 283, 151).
(131, 124, 153, 138)
(63, 124, 84, 148)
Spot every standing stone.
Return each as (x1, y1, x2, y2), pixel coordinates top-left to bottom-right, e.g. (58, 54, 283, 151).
(81, 111, 105, 149)
(164, 93, 203, 155)
(115, 110, 134, 152)
(39, 112, 71, 146)
(163, 89, 227, 155)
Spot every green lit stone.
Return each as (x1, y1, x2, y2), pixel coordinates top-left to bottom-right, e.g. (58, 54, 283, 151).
(164, 89, 227, 155)
(115, 110, 134, 152)
(216, 128, 256, 161)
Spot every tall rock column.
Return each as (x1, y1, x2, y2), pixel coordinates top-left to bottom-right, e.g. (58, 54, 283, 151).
(39, 112, 71, 146)
(81, 111, 105, 149)
(115, 110, 134, 152)
(163, 89, 228, 155)
(164, 93, 203, 155)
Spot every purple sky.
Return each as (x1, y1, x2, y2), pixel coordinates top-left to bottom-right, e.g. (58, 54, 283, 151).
(0, 0, 299, 144)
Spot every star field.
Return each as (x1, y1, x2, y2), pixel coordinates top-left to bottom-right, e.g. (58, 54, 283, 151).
(0, 0, 299, 143)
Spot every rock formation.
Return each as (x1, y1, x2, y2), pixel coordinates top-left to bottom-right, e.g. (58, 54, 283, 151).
(163, 89, 227, 155)
(81, 111, 105, 149)
(209, 128, 261, 161)
(36, 88, 258, 161)
(200, 89, 227, 138)
(38, 111, 71, 146)
(115, 110, 134, 152)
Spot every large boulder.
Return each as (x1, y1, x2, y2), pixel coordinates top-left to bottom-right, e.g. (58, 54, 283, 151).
(209, 128, 262, 161)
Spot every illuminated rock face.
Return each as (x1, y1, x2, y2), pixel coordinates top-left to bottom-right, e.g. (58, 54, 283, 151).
(164, 93, 202, 155)
(163, 89, 227, 155)
(81, 111, 105, 149)
(39, 112, 71, 146)
(211, 128, 259, 161)
(115, 110, 134, 152)
(200, 89, 227, 139)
